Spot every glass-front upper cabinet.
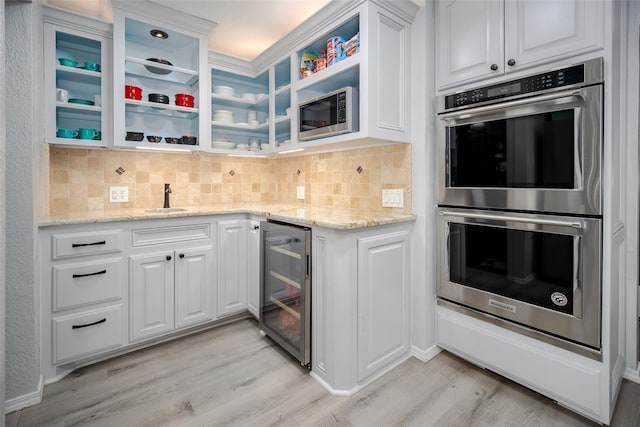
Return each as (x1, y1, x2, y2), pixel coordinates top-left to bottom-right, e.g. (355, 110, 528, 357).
(112, 3, 214, 151)
(43, 8, 112, 147)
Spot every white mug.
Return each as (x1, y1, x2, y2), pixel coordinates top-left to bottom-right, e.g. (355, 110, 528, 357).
(94, 94, 102, 106)
(56, 88, 68, 103)
(247, 110, 257, 122)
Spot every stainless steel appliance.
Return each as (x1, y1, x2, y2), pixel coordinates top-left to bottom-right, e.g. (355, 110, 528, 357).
(298, 86, 359, 141)
(437, 57, 603, 216)
(437, 208, 601, 355)
(436, 58, 604, 359)
(259, 220, 311, 369)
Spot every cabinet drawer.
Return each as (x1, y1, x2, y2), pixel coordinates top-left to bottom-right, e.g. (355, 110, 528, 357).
(132, 223, 210, 246)
(53, 305, 123, 364)
(52, 258, 124, 311)
(52, 230, 123, 259)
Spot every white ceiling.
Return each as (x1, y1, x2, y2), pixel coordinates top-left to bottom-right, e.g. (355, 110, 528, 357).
(46, 0, 333, 61)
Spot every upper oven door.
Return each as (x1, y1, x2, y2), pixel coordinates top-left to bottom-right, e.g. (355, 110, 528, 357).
(437, 85, 602, 215)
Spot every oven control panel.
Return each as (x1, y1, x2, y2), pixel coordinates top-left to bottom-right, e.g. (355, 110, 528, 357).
(445, 64, 585, 109)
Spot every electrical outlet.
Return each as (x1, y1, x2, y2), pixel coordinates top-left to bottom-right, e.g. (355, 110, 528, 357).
(109, 186, 129, 203)
(382, 189, 404, 208)
(296, 186, 305, 200)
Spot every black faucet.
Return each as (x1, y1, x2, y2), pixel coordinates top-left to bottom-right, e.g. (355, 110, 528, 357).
(163, 183, 172, 208)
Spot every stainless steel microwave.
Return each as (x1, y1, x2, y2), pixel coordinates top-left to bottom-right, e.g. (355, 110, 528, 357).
(298, 86, 359, 141)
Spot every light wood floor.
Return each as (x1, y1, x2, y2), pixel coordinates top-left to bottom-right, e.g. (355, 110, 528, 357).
(6, 319, 640, 426)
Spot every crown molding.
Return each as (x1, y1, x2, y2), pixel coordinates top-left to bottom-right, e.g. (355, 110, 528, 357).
(42, 5, 112, 38)
(208, 51, 254, 76)
(111, 0, 216, 35)
(372, 0, 420, 23)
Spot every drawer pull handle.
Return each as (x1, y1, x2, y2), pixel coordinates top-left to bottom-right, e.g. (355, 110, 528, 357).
(72, 240, 106, 248)
(72, 269, 107, 279)
(72, 318, 106, 329)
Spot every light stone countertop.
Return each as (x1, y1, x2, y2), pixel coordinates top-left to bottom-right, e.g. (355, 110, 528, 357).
(39, 203, 416, 230)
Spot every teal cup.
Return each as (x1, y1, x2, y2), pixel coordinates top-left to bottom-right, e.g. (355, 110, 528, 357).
(58, 58, 77, 67)
(56, 128, 78, 138)
(78, 128, 98, 140)
(84, 61, 100, 72)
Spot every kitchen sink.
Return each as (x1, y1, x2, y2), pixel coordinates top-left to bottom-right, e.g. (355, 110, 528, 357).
(145, 207, 188, 213)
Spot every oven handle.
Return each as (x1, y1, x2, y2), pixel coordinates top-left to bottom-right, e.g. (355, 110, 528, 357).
(438, 90, 583, 122)
(573, 236, 583, 319)
(440, 210, 583, 229)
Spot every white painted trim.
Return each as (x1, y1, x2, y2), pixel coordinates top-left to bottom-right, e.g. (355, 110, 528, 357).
(411, 344, 441, 362)
(5, 375, 43, 414)
(310, 353, 411, 396)
(623, 365, 640, 384)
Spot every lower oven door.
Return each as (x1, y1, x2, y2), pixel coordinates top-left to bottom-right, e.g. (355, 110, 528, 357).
(437, 208, 601, 351)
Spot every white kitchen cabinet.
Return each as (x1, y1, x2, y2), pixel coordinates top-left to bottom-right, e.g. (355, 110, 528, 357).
(43, 7, 112, 147)
(311, 222, 412, 394)
(40, 226, 127, 371)
(175, 246, 214, 328)
(436, 0, 604, 90)
(246, 219, 262, 319)
(217, 220, 248, 317)
(357, 231, 410, 382)
(111, 2, 214, 151)
(129, 251, 175, 341)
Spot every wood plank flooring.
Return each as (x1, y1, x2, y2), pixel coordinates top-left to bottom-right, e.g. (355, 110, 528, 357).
(6, 319, 640, 426)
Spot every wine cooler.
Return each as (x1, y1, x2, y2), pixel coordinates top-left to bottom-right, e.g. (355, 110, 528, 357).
(259, 220, 311, 369)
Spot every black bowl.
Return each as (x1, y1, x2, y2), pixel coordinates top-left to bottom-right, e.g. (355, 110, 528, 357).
(181, 135, 197, 145)
(146, 135, 162, 143)
(144, 58, 173, 75)
(125, 131, 144, 141)
(164, 137, 181, 144)
(148, 93, 169, 104)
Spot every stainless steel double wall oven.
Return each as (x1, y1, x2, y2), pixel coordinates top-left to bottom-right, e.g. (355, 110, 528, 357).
(436, 58, 603, 358)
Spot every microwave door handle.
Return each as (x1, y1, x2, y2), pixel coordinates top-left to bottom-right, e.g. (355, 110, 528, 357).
(439, 210, 583, 229)
(439, 89, 584, 122)
(573, 236, 583, 319)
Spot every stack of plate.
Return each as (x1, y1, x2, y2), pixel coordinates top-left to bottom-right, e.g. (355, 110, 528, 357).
(148, 93, 169, 104)
(211, 139, 235, 149)
(213, 109, 234, 123)
(241, 93, 256, 102)
(213, 85, 234, 97)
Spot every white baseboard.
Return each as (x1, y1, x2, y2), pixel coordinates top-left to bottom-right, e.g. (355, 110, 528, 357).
(623, 366, 640, 384)
(5, 375, 43, 414)
(411, 344, 441, 362)
(310, 353, 412, 397)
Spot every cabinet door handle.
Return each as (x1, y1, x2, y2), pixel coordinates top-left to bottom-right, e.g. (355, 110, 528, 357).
(72, 240, 106, 248)
(179, 253, 185, 259)
(166, 255, 172, 261)
(72, 318, 106, 329)
(490, 63, 498, 71)
(72, 269, 107, 279)
(507, 58, 516, 66)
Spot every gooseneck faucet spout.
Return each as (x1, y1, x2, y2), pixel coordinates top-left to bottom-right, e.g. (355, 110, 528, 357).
(163, 183, 172, 208)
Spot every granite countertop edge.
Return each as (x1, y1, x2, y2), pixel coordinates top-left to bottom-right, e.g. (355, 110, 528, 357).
(39, 205, 416, 231)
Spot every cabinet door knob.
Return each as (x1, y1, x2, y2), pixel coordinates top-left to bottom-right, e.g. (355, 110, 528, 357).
(253, 225, 260, 230)
(507, 58, 516, 67)
(166, 255, 172, 261)
(179, 253, 185, 259)
(490, 63, 499, 71)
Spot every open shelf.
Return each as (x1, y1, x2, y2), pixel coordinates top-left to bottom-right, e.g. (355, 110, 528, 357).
(125, 56, 198, 85)
(125, 99, 199, 118)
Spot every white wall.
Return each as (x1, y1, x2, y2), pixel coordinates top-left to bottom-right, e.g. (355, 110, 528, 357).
(0, 0, 6, 421)
(5, 1, 44, 405)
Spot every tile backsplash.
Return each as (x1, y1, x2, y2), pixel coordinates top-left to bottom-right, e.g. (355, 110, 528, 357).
(48, 144, 411, 215)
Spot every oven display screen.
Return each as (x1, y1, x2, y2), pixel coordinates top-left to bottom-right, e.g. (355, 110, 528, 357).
(487, 82, 521, 98)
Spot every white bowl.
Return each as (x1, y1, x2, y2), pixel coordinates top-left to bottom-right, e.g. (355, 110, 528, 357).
(214, 85, 234, 97)
(241, 93, 256, 102)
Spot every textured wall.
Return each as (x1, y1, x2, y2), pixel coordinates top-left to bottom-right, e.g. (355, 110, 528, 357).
(5, 2, 42, 403)
(0, 0, 6, 419)
(49, 144, 412, 215)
